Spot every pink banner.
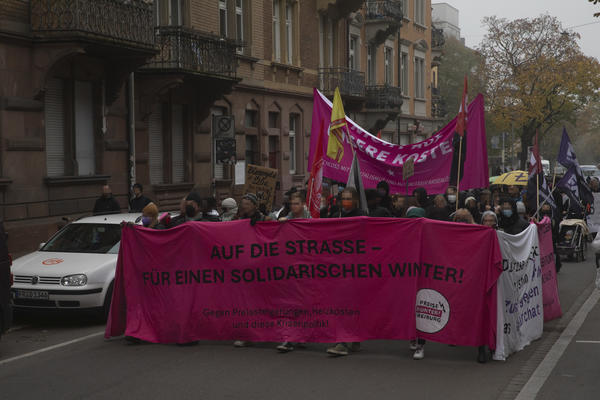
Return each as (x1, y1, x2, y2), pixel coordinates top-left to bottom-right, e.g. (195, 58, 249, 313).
(536, 218, 562, 322)
(308, 89, 490, 194)
(106, 218, 502, 347)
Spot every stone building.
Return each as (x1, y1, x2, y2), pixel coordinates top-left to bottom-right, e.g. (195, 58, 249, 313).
(0, 0, 441, 255)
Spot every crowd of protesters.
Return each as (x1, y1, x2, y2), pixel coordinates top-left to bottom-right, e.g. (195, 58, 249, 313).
(95, 173, 600, 363)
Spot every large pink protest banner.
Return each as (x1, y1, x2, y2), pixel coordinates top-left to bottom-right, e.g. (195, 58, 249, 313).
(536, 218, 562, 322)
(308, 89, 489, 194)
(106, 218, 502, 348)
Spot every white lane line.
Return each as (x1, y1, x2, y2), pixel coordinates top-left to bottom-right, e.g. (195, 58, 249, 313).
(6, 325, 30, 333)
(0, 331, 104, 366)
(515, 289, 600, 400)
(575, 340, 600, 344)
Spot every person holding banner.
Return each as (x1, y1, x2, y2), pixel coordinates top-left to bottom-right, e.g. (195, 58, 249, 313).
(481, 211, 498, 229)
(498, 198, 529, 235)
(326, 187, 364, 357)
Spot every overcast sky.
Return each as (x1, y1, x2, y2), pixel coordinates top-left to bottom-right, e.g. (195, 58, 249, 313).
(437, 0, 600, 60)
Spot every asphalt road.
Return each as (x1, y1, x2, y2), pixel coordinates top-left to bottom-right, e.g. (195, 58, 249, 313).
(0, 250, 598, 400)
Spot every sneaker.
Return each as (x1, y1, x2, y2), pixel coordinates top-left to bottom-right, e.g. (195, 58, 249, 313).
(276, 342, 295, 353)
(409, 340, 418, 351)
(327, 343, 349, 356)
(233, 340, 250, 347)
(413, 346, 425, 360)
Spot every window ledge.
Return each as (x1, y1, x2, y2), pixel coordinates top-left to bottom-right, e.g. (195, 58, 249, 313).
(414, 22, 428, 30)
(152, 182, 195, 193)
(0, 177, 13, 187)
(401, 94, 411, 99)
(44, 175, 111, 186)
(236, 54, 260, 64)
(270, 61, 304, 74)
(414, 97, 427, 102)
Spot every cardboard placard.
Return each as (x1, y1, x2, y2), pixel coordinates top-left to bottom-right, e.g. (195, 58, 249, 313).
(403, 157, 415, 180)
(244, 164, 278, 211)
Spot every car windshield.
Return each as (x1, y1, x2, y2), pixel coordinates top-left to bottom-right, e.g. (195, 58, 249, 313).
(41, 223, 122, 254)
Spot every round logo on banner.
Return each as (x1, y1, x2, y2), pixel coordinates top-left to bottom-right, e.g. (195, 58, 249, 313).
(415, 289, 450, 333)
(42, 258, 63, 265)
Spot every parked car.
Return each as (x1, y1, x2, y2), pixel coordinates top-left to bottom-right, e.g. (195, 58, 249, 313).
(10, 213, 141, 318)
(0, 221, 12, 337)
(581, 165, 600, 178)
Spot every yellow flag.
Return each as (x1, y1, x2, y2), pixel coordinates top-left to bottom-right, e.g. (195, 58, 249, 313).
(326, 87, 347, 163)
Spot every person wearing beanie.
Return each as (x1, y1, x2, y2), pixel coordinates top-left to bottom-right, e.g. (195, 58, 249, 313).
(221, 198, 238, 221)
(481, 210, 498, 229)
(405, 206, 426, 218)
(465, 196, 481, 224)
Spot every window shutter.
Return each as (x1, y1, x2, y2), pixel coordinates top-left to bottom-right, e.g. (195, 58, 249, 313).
(171, 104, 185, 183)
(74, 81, 95, 176)
(149, 105, 164, 184)
(45, 78, 65, 177)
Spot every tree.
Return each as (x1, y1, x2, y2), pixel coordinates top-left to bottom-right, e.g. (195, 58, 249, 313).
(437, 36, 485, 124)
(478, 15, 600, 169)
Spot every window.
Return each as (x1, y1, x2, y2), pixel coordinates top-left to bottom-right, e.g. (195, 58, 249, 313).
(399, 134, 410, 145)
(236, 0, 244, 42)
(245, 110, 258, 128)
(285, 1, 293, 64)
(367, 46, 376, 85)
(245, 135, 258, 165)
(401, 0, 408, 18)
(414, 56, 425, 98)
(327, 18, 334, 67)
(148, 104, 164, 184)
(219, 0, 227, 37)
(268, 111, 280, 129)
(384, 47, 393, 85)
(154, 0, 161, 26)
(149, 103, 186, 184)
(171, 104, 185, 183)
(169, 0, 183, 26)
(289, 114, 298, 174)
(318, 15, 325, 67)
(272, 0, 281, 61)
(414, 0, 425, 25)
(349, 35, 359, 70)
(45, 78, 96, 177)
(45, 78, 65, 177)
(401, 52, 409, 95)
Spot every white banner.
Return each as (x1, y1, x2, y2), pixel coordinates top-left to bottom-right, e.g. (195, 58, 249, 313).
(494, 224, 544, 361)
(586, 193, 600, 233)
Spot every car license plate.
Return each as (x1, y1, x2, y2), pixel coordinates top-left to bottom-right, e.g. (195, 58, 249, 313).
(15, 290, 49, 300)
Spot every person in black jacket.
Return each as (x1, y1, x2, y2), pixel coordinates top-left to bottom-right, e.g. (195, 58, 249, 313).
(366, 189, 392, 217)
(498, 197, 529, 234)
(129, 183, 152, 213)
(376, 180, 393, 211)
(93, 185, 121, 215)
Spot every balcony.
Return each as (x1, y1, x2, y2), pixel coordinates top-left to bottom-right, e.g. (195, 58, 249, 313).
(319, 67, 366, 98)
(317, 0, 365, 19)
(432, 26, 446, 49)
(364, 1, 403, 47)
(143, 26, 240, 79)
(366, 85, 403, 110)
(30, 0, 155, 51)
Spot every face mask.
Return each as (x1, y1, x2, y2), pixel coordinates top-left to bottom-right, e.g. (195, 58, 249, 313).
(502, 209, 513, 218)
(447, 195, 456, 203)
(185, 205, 197, 218)
(141, 216, 151, 227)
(342, 200, 353, 211)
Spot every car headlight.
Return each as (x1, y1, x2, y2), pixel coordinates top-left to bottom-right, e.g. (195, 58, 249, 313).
(61, 274, 87, 286)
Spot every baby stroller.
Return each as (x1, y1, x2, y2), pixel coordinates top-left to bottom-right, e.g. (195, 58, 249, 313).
(557, 219, 589, 262)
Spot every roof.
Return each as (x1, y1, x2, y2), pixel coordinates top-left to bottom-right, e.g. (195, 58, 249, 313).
(74, 213, 142, 225)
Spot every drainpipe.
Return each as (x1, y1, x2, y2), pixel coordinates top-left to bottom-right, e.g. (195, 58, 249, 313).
(127, 72, 136, 206)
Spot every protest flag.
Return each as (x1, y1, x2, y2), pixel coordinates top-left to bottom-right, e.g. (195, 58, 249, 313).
(346, 152, 369, 214)
(326, 87, 348, 163)
(306, 119, 325, 219)
(527, 131, 555, 216)
(556, 128, 594, 212)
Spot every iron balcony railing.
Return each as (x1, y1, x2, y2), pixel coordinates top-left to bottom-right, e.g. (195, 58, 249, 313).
(365, 0, 403, 21)
(366, 85, 403, 109)
(432, 26, 446, 48)
(144, 26, 240, 78)
(30, 0, 155, 48)
(318, 67, 366, 98)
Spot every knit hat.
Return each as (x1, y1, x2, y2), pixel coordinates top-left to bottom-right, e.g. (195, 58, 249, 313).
(516, 201, 526, 214)
(465, 196, 477, 204)
(221, 197, 237, 209)
(242, 193, 258, 206)
(481, 210, 498, 225)
(406, 206, 426, 218)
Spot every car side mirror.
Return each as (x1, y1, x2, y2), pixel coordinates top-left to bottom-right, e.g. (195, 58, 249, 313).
(39, 242, 46, 250)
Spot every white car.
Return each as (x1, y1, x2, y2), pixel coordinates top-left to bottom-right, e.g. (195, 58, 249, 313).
(11, 213, 142, 317)
(580, 165, 600, 178)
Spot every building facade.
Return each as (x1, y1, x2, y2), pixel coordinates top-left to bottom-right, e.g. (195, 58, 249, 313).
(0, 0, 441, 255)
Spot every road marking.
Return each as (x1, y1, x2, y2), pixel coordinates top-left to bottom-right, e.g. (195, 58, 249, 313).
(0, 331, 104, 366)
(6, 325, 30, 333)
(515, 289, 600, 400)
(575, 340, 600, 344)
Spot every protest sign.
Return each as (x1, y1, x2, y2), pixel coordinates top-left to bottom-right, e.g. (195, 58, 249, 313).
(244, 164, 278, 211)
(494, 225, 544, 361)
(106, 218, 502, 347)
(536, 218, 562, 322)
(308, 89, 489, 194)
(586, 193, 600, 233)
